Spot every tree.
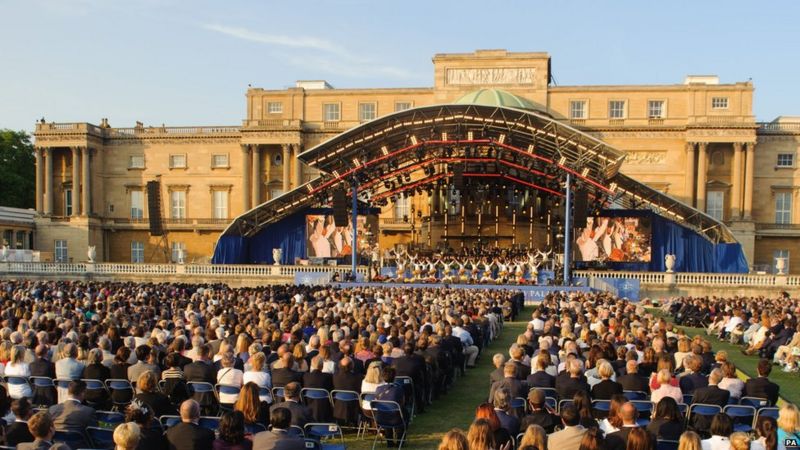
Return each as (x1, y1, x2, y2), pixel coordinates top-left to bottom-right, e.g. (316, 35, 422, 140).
(0, 130, 35, 209)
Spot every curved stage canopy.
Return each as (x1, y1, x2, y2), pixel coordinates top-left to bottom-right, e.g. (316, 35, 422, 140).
(214, 89, 744, 271)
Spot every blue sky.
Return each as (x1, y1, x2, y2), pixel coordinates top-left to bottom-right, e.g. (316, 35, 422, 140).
(2, 0, 798, 132)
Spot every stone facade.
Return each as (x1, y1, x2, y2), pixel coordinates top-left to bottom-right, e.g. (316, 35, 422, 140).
(31, 50, 800, 272)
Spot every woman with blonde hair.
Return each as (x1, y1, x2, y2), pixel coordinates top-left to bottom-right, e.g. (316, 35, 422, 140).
(651, 369, 682, 404)
(292, 344, 309, 373)
(777, 403, 800, 450)
(674, 338, 692, 369)
(242, 352, 271, 403)
(234, 382, 267, 427)
(4, 345, 31, 399)
(361, 361, 385, 409)
(718, 361, 744, 399)
(135, 370, 175, 418)
(235, 334, 252, 364)
(679, 431, 703, 450)
(467, 419, 497, 450)
(113, 422, 141, 450)
(439, 428, 469, 450)
(518, 424, 547, 450)
(729, 432, 751, 450)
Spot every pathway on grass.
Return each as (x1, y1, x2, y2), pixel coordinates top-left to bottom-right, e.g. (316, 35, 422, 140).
(344, 306, 533, 450)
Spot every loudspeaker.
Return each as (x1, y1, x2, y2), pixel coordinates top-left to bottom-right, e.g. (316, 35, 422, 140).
(452, 166, 464, 191)
(573, 189, 588, 226)
(146, 181, 164, 236)
(332, 189, 349, 227)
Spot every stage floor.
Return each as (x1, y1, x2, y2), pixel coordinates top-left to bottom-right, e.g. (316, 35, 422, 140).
(331, 281, 597, 304)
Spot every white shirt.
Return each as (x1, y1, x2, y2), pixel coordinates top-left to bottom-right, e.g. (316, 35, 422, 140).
(217, 367, 244, 404)
(529, 318, 545, 332)
(4, 362, 32, 399)
(452, 327, 473, 346)
(725, 316, 744, 333)
(243, 370, 272, 402)
(702, 435, 731, 450)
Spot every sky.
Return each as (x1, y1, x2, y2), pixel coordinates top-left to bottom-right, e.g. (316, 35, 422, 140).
(1, 0, 799, 133)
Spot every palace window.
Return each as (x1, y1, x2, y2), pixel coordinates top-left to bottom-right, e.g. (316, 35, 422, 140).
(395, 102, 412, 112)
(774, 249, 790, 274)
(171, 190, 186, 219)
(131, 241, 144, 263)
(212, 154, 229, 168)
(54, 240, 68, 263)
(65, 188, 73, 216)
(777, 153, 794, 168)
(570, 100, 587, 119)
(711, 97, 729, 109)
(169, 154, 187, 169)
(15, 231, 26, 249)
(171, 242, 186, 263)
(394, 196, 410, 220)
(359, 103, 376, 122)
(130, 190, 144, 219)
(706, 191, 724, 221)
(776, 192, 792, 224)
(212, 190, 228, 219)
(128, 155, 145, 169)
(267, 102, 283, 114)
(609, 100, 626, 119)
(648, 100, 665, 119)
(323, 103, 341, 122)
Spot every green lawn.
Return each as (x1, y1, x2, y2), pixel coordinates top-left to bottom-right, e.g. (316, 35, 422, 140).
(649, 307, 798, 406)
(342, 306, 533, 450)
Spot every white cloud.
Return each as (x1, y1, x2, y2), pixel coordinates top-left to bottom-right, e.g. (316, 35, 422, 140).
(201, 23, 417, 80)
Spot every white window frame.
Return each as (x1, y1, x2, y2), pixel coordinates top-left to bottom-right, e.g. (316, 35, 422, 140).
(130, 190, 144, 220)
(394, 196, 410, 219)
(211, 154, 229, 168)
(323, 103, 341, 122)
(706, 191, 724, 221)
(358, 102, 377, 122)
(212, 190, 228, 220)
(711, 97, 729, 109)
(54, 240, 68, 263)
(776, 191, 792, 224)
(569, 100, 587, 119)
(171, 242, 186, 263)
(648, 100, 666, 119)
(777, 153, 795, 168)
(395, 101, 412, 112)
(128, 155, 145, 169)
(169, 154, 187, 169)
(131, 241, 145, 263)
(267, 102, 283, 114)
(608, 100, 626, 119)
(65, 188, 73, 216)
(171, 190, 186, 219)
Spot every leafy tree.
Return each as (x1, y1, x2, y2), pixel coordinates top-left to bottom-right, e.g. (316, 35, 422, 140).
(0, 130, 35, 209)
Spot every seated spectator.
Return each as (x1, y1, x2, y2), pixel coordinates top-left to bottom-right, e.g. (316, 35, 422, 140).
(548, 405, 587, 450)
(521, 388, 560, 434)
(493, 388, 520, 437)
(650, 355, 678, 391)
(18, 411, 65, 450)
(490, 362, 527, 401)
(729, 432, 751, 450)
(234, 382, 268, 428)
(574, 390, 597, 429)
(678, 355, 708, 394)
(242, 352, 272, 403)
(217, 352, 244, 406)
(128, 345, 160, 383)
(361, 361, 386, 408)
(166, 399, 215, 450)
(745, 359, 780, 406)
(5, 345, 32, 399)
(48, 380, 97, 435)
(125, 399, 167, 450)
(518, 424, 547, 450)
(701, 414, 733, 450)
(5, 397, 34, 446)
(213, 410, 252, 450)
(646, 397, 684, 441)
(692, 369, 730, 409)
(269, 382, 312, 428)
(439, 428, 469, 450)
(556, 358, 590, 400)
(490, 353, 506, 385)
(618, 360, 649, 393)
(751, 416, 777, 450)
(777, 404, 800, 450)
(110, 347, 132, 380)
(606, 402, 644, 450)
(475, 403, 513, 449)
(252, 407, 305, 450)
(599, 394, 627, 436)
(579, 428, 605, 450)
(592, 360, 623, 400)
(651, 369, 682, 405)
(527, 353, 556, 388)
(680, 431, 703, 450)
(467, 419, 499, 450)
(717, 362, 744, 400)
(135, 370, 176, 418)
(113, 422, 141, 450)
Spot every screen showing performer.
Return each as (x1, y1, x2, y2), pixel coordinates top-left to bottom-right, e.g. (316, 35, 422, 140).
(306, 214, 369, 258)
(575, 216, 651, 262)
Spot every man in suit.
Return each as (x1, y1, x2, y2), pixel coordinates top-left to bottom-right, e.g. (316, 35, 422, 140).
(493, 388, 520, 437)
(490, 362, 527, 401)
(527, 356, 556, 388)
(54, 343, 84, 380)
(691, 369, 731, 431)
(521, 388, 560, 433)
(508, 345, 530, 380)
(128, 345, 161, 382)
(392, 343, 427, 412)
(272, 353, 304, 388)
(556, 359, 590, 400)
(184, 344, 216, 384)
(547, 404, 587, 450)
(679, 355, 708, 394)
(332, 357, 363, 425)
(253, 407, 305, 450)
(17, 411, 69, 450)
(606, 402, 649, 450)
(618, 360, 649, 393)
(489, 353, 506, 386)
(302, 356, 334, 422)
(269, 382, 313, 428)
(5, 398, 35, 446)
(744, 359, 780, 406)
(165, 399, 215, 450)
(29, 345, 56, 378)
(48, 380, 97, 433)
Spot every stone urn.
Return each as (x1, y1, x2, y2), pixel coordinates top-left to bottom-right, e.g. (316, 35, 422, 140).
(776, 257, 787, 275)
(87, 246, 96, 263)
(665, 254, 676, 273)
(0, 245, 8, 262)
(272, 248, 282, 266)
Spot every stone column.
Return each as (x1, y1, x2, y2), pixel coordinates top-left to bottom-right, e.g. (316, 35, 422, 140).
(696, 142, 708, 213)
(44, 148, 53, 215)
(684, 142, 696, 207)
(744, 142, 755, 219)
(264, 149, 272, 199)
(35, 148, 43, 212)
(251, 145, 262, 206)
(731, 142, 744, 219)
(70, 147, 81, 217)
(282, 144, 291, 192)
(241, 145, 251, 211)
(293, 144, 303, 188)
(81, 147, 91, 215)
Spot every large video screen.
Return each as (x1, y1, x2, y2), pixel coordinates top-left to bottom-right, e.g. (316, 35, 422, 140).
(306, 214, 370, 258)
(575, 216, 651, 263)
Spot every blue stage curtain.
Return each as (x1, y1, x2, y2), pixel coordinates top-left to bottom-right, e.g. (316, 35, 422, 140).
(714, 242, 749, 273)
(211, 236, 247, 264)
(246, 210, 308, 264)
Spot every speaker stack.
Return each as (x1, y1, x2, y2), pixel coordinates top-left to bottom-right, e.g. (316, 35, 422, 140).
(146, 181, 164, 236)
(332, 189, 349, 227)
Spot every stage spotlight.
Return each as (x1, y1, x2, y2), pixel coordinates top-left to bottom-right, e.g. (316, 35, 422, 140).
(404, 173, 411, 182)
(384, 181, 391, 190)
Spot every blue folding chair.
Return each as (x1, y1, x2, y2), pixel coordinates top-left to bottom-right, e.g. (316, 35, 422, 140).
(510, 397, 527, 414)
(29, 376, 57, 407)
(304, 423, 346, 450)
(558, 399, 574, 414)
(5, 375, 30, 399)
(370, 400, 407, 450)
(87, 426, 115, 448)
(756, 407, 780, 421)
(592, 400, 611, 418)
(82, 378, 110, 408)
(159, 415, 182, 429)
(188, 381, 219, 415)
(740, 397, 770, 408)
(53, 430, 88, 448)
(545, 397, 557, 410)
(258, 385, 273, 403)
(105, 379, 134, 409)
(215, 383, 242, 410)
(330, 390, 360, 428)
(394, 376, 416, 419)
(682, 394, 694, 405)
(304, 439, 322, 450)
(54, 378, 73, 404)
(245, 423, 267, 434)
(289, 425, 306, 438)
(688, 403, 722, 429)
(724, 404, 756, 432)
(272, 386, 286, 403)
(657, 440, 680, 450)
(623, 390, 648, 401)
(534, 387, 558, 399)
(199, 416, 221, 431)
(677, 403, 689, 417)
(632, 400, 654, 426)
(94, 410, 125, 428)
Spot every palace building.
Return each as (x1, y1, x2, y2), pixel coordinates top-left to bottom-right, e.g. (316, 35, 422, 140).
(29, 49, 800, 272)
